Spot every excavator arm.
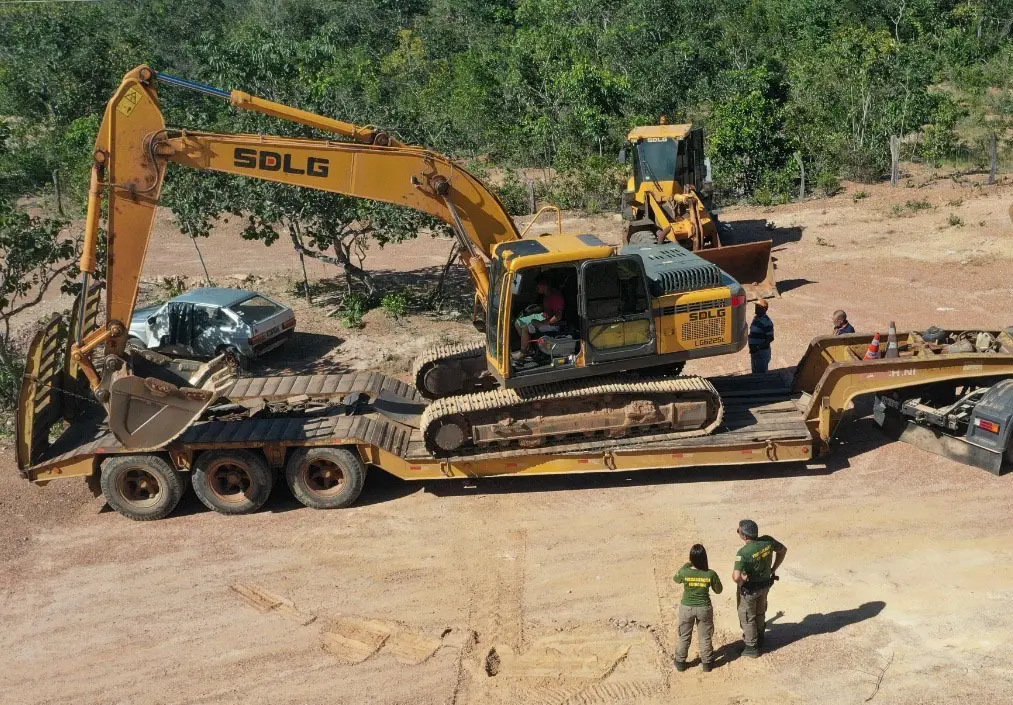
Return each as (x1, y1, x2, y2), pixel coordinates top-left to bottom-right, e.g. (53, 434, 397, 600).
(72, 65, 520, 449)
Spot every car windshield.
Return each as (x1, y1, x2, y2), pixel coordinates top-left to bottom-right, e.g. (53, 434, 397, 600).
(228, 295, 283, 324)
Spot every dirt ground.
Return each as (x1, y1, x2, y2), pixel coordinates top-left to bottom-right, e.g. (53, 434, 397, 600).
(3, 172, 1013, 705)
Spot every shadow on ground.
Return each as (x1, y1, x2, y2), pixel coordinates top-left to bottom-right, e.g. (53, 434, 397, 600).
(709, 601, 886, 667)
(248, 331, 347, 375)
(766, 601, 887, 652)
(777, 277, 817, 295)
(724, 218, 804, 248)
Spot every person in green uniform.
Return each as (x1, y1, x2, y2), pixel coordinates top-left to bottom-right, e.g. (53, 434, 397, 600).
(732, 519, 787, 657)
(673, 544, 723, 672)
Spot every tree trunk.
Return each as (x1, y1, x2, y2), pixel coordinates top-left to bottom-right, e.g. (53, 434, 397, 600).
(794, 152, 805, 200)
(52, 170, 64, 217)
(989, 133, 999, 186)
(285, 223, 376, 295)
(431, 243, 459, 303)
(890, 136, 901, 186)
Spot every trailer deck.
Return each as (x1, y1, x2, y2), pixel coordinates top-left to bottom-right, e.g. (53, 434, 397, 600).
(17, 328, 1013, 517)
(24, 369, 814, 485)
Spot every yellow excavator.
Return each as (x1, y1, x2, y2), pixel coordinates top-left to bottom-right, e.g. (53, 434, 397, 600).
(65, 65, 750, 456)
(620, 120, 777, 299)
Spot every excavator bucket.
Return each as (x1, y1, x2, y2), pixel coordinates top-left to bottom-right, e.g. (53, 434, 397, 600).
(694, 240, 777, 301)
(105, 350, 235, 451)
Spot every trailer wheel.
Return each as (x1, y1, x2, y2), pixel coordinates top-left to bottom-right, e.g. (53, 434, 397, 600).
(192, 449, 273, 515)
(100, 454, 185, 521)
(285, 447, 365, 510)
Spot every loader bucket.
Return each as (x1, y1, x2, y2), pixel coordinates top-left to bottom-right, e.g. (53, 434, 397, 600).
(105, 352, 234, 451)
(694, 240, 777, 301)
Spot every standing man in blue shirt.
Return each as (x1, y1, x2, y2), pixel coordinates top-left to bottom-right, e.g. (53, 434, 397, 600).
(748, 300, 774, 373)
(833, 310, 855, 335)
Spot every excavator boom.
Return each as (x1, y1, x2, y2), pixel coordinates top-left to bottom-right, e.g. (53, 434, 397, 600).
(72, 65, 521, 450)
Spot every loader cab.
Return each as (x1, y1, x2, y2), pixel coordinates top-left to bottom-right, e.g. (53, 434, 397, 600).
(621, 124, 712, 212)
(486, 234, 658, 385)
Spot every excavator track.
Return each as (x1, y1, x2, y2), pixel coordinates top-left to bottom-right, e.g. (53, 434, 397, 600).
(412, 342, 496, 400)
(421, 374, 723, 456)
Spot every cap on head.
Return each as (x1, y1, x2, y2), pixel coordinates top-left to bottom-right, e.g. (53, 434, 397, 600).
(738, 519, 759, 539)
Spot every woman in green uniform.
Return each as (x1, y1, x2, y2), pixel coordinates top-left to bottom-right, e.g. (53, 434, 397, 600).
(673, 544, 723, 672)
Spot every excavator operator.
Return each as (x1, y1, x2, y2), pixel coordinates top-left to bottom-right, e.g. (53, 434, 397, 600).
(513, 273, 566, 362)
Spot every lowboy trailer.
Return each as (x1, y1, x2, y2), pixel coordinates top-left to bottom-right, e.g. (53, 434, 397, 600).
(16, 315, 1013, 521)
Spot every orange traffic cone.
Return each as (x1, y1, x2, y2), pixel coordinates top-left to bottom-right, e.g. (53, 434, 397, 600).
(864, 333, 881, 360)
(884, 321, 899, 358)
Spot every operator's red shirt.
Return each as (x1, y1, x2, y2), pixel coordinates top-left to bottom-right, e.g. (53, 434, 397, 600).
(543, 290, 565, 322)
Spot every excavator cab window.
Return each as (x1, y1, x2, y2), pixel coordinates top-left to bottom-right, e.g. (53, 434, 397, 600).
(508, 265, 580, 369)
(579, 257, 656, 364)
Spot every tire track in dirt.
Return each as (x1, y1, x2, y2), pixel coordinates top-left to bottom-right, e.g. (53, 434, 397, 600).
(467, 527, 527, 651)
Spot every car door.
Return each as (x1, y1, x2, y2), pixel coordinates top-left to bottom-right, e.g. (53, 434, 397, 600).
(579, 256, 656, 365)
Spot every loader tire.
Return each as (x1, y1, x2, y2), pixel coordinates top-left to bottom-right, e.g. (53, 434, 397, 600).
(100, 454, 186, 521)
(285, 447, 365, 510)
(192, 449, 273, 515)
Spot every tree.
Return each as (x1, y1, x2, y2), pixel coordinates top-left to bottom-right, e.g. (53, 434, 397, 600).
(0, 201, 77, 407)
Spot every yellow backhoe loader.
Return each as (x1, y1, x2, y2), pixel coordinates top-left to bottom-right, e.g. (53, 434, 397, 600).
(619, 121, 777, 299)
(62, 66, 751, 457)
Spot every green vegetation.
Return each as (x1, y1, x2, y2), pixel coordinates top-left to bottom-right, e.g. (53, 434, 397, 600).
(380, 290, 411, 320)
(338, 292, 370, 329)
(3, 1, 1011, 213)
(891, 198, 935, 216)
(0, 1, 1009, 342)
(0, 201, 77, 412)
(948, 213, 964, 227)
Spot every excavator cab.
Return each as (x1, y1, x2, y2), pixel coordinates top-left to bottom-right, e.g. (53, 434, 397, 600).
(484, 235, 747, 388)
(620, 122, 777, 301)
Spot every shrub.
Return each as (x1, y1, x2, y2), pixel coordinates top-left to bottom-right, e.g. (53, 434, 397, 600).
(380, 290, 410, 320)
(0, 337, 24, 414)
(339, 292, 370, 328)
(815, 171, 842, 197)
(751, 166, 796, 206)
(852, 190, 869, 202)
(494, 169, 531, 216)
(548, 156, 625, 214)
(948, 214, 963, 227)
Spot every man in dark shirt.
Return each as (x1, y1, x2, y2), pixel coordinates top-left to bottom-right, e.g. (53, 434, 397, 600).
(732, 519, 787, 657)
(833, 310, 855, 335)
(748, 300, 774, 373)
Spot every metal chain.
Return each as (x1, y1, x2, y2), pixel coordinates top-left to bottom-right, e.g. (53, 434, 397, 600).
(24, 375, 105, 409)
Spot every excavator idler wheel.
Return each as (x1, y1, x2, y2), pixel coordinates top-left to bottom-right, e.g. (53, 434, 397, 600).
(192, 449, 274, 515)
(426, 414, 471, 453)
(100, 454, 186, 521)
(285, 447, 366, 510)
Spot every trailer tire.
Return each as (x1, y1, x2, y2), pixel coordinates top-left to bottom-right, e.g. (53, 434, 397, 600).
(285, 447, 365, 510)
(100, 454, 185, 521)
(192, 449, 273, 515)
